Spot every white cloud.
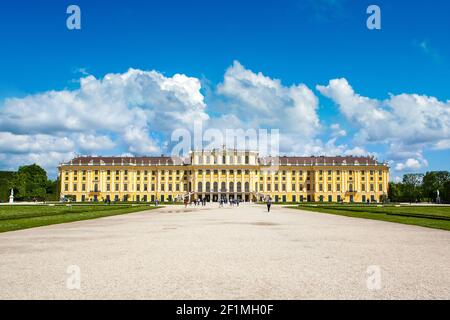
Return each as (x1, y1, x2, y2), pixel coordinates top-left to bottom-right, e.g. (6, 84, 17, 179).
(216, 61, 320, 139)
(330, 123, 347, 137)
(0, 68, 209, 170)
(395, 158, 428, 172)
(1, 63, 448, 177)
(317, 78, 450, 169)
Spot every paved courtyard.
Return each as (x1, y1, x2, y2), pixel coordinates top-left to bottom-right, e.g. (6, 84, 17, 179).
(0, 204, 449, 299)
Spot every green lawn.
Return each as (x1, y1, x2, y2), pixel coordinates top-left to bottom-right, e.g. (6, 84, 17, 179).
(0, 204, 160, 233)
(288, 204, 450, 231)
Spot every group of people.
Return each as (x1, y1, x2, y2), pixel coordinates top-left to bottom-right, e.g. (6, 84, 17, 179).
(182, 195, 273, 212)
(219, 197, 240, 207)
(184, 197, 207, 208)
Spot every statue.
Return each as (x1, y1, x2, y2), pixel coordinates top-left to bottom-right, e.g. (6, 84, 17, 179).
(9, 189, 14, 204)
(436, 190, 441, 204)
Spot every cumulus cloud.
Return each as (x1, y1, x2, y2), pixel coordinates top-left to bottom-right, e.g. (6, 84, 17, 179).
(215, 61, 320, 141)
(0, 68, 209, 173)
(395, 158, 429, 172)
(317, 78, 450, 171)
(1, 63, 447, 178)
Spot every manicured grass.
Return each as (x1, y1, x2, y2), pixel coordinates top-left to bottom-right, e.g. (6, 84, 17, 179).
(0, 204, 161, 233)
(288, 204, 450, 231)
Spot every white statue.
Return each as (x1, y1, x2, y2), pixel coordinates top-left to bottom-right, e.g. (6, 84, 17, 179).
(9, 188, 14, 204)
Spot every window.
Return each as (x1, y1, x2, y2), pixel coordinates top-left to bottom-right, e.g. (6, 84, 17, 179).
(106, 184, 110, 191)
(161, 184, 165, 191)
(336, 184, 340, 192)
(274, 184, 278, 191)
(361, 184, 366, 191)
(319, 184, 323, 191)
(73, 184, 77, 191)
(379, 184, 383, 192)
(115, 184, 119, 191)
(328, 184, 332, 192)
(292, 184, 296, 191)
(65, 184, 68, 191)
(82, 184, 86, 191)
(370, 184, 374, 192)
(123, 184, 128, 191)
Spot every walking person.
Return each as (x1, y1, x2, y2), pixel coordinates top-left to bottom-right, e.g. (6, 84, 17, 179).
(267, 197, 272, 212)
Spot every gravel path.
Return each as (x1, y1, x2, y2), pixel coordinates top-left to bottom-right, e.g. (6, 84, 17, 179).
(0, 204, 449, 299)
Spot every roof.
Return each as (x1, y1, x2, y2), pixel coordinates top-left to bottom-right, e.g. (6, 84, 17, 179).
(259, 156, 381, 166)
(65, 156, 178, 166)
(61, 155, 385, 167)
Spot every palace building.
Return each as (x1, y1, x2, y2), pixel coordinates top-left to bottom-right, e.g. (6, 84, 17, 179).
(58, 149, 389, 203)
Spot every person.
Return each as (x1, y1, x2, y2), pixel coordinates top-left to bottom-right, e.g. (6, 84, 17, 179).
(267, 197, 272, 212)
(184, 197, 188, 208)
(237, 199, 240, 207)
(155, 199, 159, 206)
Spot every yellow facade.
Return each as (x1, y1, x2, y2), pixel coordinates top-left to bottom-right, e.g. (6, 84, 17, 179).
(58, 149, 389, 203)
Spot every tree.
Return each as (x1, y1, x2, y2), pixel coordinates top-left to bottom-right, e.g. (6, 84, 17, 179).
(388, 182, 401, 202)
(422, 171, 450, 202)
(13, 164, 49, 201)
(0, 171, 16, 202)
(443, 181, 450, 203)
(402, 173, 424, 203)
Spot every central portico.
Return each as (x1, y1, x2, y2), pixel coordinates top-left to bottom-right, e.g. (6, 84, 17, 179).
(189, 149, 260, 202)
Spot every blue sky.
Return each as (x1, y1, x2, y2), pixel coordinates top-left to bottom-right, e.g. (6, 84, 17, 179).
(0, 0, 449, 179)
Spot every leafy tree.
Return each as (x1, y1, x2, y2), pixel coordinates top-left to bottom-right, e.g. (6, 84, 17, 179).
(388, 182, 401, 202)
(422, 171, 450, 202)
(402, 173, 424, 203)
(13, 164, 49, 201)
(443, 181, 450, 203)
(0, 171, 16, 202)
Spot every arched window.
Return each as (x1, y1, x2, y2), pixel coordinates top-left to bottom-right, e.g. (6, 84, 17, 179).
(349, 184, 353, 192)
(229, 182, 234, 192)
(245, 182, 250, 192)
(213, 182, 218, 192)
(237, 182, 242, 192)
(206, 182, 211, 192)
(221, 182, 226, 192)
(198, 182, 203, 192)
